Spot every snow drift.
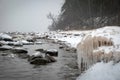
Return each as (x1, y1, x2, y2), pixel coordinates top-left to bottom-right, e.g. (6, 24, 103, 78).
(77, 61, 120, 80)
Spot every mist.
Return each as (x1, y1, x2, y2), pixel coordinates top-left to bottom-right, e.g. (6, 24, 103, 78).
(0, 0, 64, 32)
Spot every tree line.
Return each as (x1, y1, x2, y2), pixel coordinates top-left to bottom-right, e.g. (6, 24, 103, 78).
(48, 0, 120, 30)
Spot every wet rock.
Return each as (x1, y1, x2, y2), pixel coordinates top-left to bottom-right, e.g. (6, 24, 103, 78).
(3, 38, 13, 41)
(27, 39, 35, 42)
(65, 48, 70, 51)
(0, 43, 2, 46)
(18, 53, 29, 59)
(45, 54, 56, 62)
(30, 58, 48, 65)
(28, 52, 56, 65)
(70, 48, 77, 53)
(28, 52, 43, 61)
(12, 47, 28, 53)
(1, 53, 8, 56)
(35, 48, 46, 53)
(59, 45, 64, 49)
(46, 49, 58, 56)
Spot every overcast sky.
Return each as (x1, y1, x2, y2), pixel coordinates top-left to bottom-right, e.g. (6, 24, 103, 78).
(0, 0, 64, 32)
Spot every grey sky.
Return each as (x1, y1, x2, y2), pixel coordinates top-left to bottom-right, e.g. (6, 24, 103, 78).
(0, 0, 64, 32)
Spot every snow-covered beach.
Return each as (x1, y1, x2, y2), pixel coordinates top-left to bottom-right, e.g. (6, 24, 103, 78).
(40, 26, 120, 80)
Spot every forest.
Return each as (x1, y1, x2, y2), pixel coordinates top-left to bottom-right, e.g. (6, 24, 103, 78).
(48, 0, 120, 30)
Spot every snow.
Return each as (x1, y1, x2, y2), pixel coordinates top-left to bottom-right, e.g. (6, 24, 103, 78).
(77, 61, 120, 80)
(43, 26, 120, 80)
(47, 49, 58, 52)
(0, 45, 13, 49)
(48, 26, 120, 54)
(0, 33, 12, 39)
(21, 40, 33, 45)
(49, 31, 90, 48)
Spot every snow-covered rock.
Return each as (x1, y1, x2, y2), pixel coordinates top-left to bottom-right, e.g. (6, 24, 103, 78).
(0, 45, 13, 51)
(46, 49, 58, 56)
(0, 33, 13, 41)
(21, 40, 33, 45)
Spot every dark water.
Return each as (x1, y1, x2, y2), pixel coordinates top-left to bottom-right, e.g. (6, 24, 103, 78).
(0, 39, 79, 80)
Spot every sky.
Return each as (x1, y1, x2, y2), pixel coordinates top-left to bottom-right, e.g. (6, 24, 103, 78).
(0, 0, 64, 32)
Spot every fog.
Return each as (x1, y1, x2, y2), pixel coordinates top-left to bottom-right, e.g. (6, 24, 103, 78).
(0, 0, 64, 32)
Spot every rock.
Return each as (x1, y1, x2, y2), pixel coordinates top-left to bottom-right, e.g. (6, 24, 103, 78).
(21, 40, 34, 45)
(45, 54, 56, 62)
(18, 53, 29, 59)
(28, 52, 43, 61)
(12, 47, 28, 53)
(35, 48, 46, 53)
(46, 49, 58, 56)
(0, 33, 13, 41)
(1, 53, 8, 56)
(65, 48, 70, 51)
(0, 45, 12, 51)
(35, 41, 42, 44)
(3, 38, 13, 41)
(59, 45, 64, 49)
(30, 58, 48, 65)
(28, 52, 56, 65)
(13, 41, 23, 46)
(0, 43, 2, 46)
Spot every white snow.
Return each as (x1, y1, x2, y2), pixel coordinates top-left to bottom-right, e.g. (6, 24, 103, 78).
(0, 33, 12, 39)
(77, 61, 120, 80)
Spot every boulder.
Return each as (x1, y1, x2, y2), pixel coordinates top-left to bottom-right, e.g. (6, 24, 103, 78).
(0, 33, 13, 41)
(59, 45, 64, 49)
(30, 58, 48, 65)
(46, 49, 58, 56)
(12, 47, 28, 53)
(3, 38, 13, 41)
(45, 54, 56, 62)
(1, 53, 8, 56)
(28, 52, 43, 61)
(28, 52, 56, 65)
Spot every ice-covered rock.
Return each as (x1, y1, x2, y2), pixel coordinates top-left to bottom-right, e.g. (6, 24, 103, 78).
(0, 33, 13, 41)
(0, 45, 13, 51)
